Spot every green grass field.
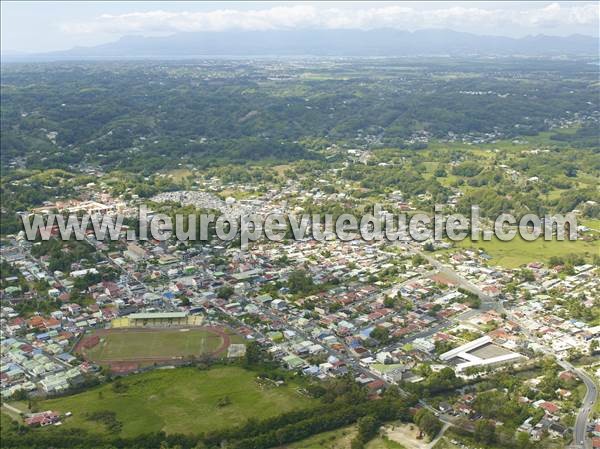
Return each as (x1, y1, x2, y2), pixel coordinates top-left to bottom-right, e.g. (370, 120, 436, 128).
(32, 366, 314, 438)
(455, 234, 599, 268)
(82, 328, 226, 362)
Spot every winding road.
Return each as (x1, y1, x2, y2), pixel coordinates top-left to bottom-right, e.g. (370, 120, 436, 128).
(566, 362, 597, 449)
(422, 253, 598, 448)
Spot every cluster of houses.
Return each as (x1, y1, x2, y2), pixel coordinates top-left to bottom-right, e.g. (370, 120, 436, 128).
(0, 328, 93, 398)
(1, 169, 598, 443)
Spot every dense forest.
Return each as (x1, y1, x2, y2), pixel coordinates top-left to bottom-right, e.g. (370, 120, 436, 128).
(1, 58, 598, 172)
(1, 58, 598, 234)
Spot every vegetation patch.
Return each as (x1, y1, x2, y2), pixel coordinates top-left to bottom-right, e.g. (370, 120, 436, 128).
(36, 366, 315, 438)
(454, 235, 599, 268)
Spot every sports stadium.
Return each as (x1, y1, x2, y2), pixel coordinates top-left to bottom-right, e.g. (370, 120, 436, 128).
(76, 312, 237, 373)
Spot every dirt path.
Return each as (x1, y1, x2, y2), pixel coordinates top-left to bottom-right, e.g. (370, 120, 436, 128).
(2, 403, 25, 415)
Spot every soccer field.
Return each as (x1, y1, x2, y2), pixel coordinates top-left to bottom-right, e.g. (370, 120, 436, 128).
(80, 328, 228, 363)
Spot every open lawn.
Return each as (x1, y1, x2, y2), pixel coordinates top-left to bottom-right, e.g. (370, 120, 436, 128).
(454, 235, 599, 269)
(32, 366, 314, 438)
(81, 328, 227, 362)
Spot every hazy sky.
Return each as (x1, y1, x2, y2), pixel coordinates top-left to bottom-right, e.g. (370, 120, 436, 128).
(2, 1, 599, 53)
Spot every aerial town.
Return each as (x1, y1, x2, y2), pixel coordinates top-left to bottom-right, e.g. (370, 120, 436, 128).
(1, 144, 599, 448)
(1, 3, 599, 448)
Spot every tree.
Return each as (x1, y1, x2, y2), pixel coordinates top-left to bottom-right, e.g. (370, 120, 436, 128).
(370, 327, 390, 344)
(474, 419, 496, 444)
(515, 431, 531, 449)
(434, 340, 456, 355)
(287, 270, 316, 295)
(111, 379, 128, 393)
(9, 389, 28, 401)
(245, 341, 262, 366)
(160, 442, 182, 449)
(414, 409, 442, 439)
(383, 296, 396, 308)
(411, 254, 426, 266)
(357, 415, 379, 440)
(434, 166, 447, 177)
(383, 386, 402, 400)
(351, 415, 380, 449)
(519, 269, 535, 282)
(217, 285, 234, 299)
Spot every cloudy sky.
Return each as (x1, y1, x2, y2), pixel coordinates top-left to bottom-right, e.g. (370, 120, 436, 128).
(2, 1, 598, 53)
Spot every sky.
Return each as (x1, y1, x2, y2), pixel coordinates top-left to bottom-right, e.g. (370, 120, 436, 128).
(1, 1, 599, 53)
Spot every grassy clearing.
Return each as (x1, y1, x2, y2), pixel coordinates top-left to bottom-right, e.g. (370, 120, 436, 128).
(32, 366, 313, 438)
(581, 219, 600, 231)
(437, 174, 459, 188)
(167, 168, 193, 182)
(282, 426, 357, 449)
(280, 426, 407, 449)
(82, 328, 225, 362)
(366, 436, 408, 449)
(546, 189, 566, 201)
(0, 403, 25, 423)
(272, 164, 293, 176)
(372, 363, 407, 374)
(454, 234, 599, 268)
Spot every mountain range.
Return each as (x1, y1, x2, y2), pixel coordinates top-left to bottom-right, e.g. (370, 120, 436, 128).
(3, 29, 598, 61)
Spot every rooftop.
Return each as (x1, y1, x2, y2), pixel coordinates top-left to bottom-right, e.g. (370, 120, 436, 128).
(128, 312, 188, 320)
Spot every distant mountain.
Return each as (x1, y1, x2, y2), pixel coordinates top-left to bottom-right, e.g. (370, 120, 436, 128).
(4, 29, 598, 61)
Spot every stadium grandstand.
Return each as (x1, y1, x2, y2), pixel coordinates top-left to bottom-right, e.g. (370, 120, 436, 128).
(112, 312, 203, 328)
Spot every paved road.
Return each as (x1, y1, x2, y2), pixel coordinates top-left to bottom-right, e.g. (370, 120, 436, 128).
(422, 254, 502, 312)
(427, 422, 451, 449)
(564, 362, 597, 449)
(504, 309, 598, 449)
(249, 304, 392, 388)
(419, 253, 599, 447)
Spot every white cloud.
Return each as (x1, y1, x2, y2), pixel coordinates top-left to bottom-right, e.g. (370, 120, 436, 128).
(60, 3, 600, 36)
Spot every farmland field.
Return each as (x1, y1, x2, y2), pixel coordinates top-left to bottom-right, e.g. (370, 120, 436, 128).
(34, 366, 314, 438)
(454, 235, 599, 269)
